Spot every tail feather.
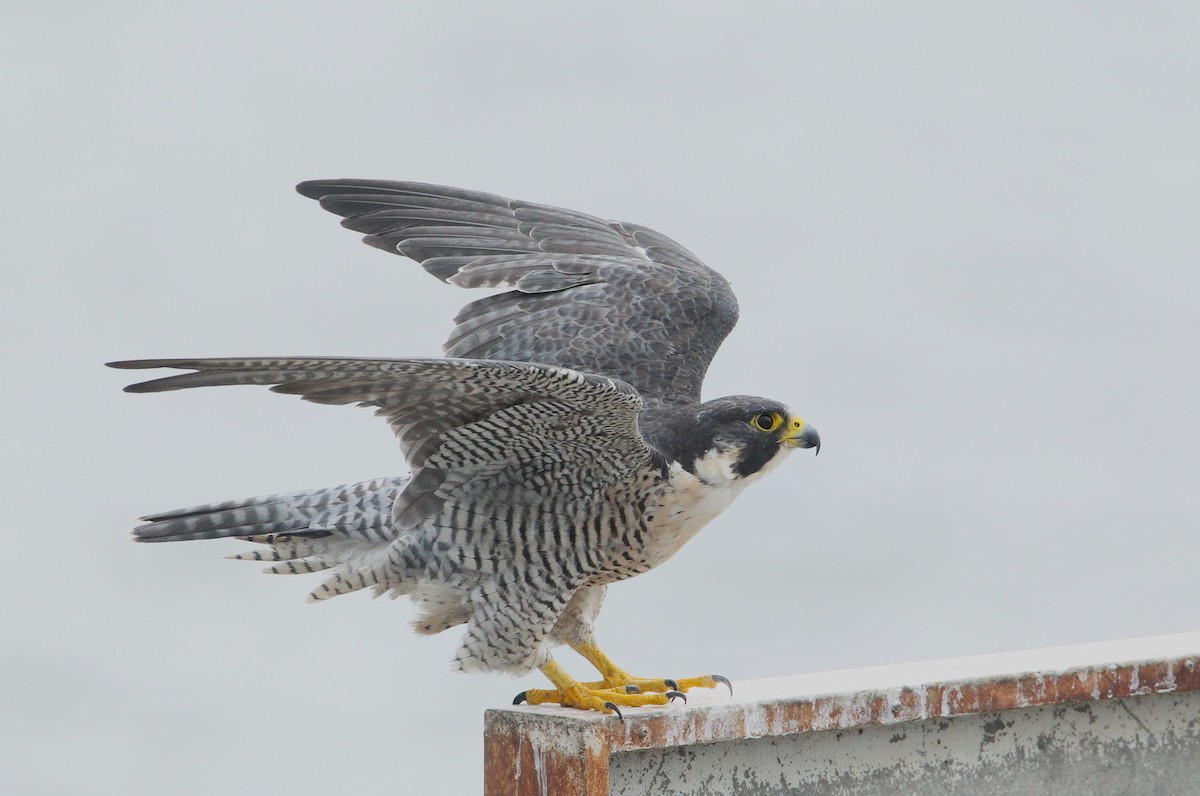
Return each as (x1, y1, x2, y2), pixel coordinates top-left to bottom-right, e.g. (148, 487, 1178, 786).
(133, 477, 408, 544)
(132, 476, 420, 603)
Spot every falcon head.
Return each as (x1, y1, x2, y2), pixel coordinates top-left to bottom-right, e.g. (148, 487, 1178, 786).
(646, 396, 820, 483)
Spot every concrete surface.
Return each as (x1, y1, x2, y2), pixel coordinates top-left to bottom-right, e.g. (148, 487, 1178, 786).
(483, 632, 1200, 795)
(609, 690, 1200, 795)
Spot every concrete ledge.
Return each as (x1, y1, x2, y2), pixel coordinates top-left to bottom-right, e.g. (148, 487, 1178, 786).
(483, 632, 1200, 795)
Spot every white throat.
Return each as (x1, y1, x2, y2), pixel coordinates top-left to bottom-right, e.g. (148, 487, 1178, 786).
(642, 445, 793, 567)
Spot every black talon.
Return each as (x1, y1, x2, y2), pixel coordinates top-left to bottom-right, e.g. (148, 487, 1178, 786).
(664, 678, 679, 692)
(513, 691, 528, 705)
(605, 702, 624, 721)
(624, 684, 641, 694)
(712, 674, 733, 696)
(666, 690, 687, 703)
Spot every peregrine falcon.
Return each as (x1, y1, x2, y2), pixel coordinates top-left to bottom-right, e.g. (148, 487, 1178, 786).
(111, 180, 820, 716)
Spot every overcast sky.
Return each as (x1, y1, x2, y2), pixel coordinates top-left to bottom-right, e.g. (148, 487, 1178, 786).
(4, 2, 1199, 793)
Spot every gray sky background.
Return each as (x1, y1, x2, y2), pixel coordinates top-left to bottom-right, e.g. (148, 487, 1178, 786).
(4, 2, 1198, 793)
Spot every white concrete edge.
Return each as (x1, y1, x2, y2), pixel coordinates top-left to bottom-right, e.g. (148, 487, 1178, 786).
(726, 629, 1200, 706)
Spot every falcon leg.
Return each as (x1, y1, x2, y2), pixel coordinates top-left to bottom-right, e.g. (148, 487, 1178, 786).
(572, 641, 732, 696)
(516, 659, 683, 716)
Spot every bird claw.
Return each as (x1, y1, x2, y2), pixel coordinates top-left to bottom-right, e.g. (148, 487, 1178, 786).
(519, 656, 730, 714)
(518, 683, 682, 713)
(586, 674, 731, 699)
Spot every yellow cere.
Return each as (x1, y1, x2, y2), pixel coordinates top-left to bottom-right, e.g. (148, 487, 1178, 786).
(781, 417, 807, 441)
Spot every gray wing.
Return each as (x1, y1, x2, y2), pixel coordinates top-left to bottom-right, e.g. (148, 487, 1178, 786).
(295, 179, 740, 405)
(110, 357, 650, 535)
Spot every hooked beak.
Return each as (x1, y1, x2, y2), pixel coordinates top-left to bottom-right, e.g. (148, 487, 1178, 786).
(783, 419, 821, 455)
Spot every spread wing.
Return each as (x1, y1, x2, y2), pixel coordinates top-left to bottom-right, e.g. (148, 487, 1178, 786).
(295, 179, 740, 406)
(109, 357, 650, 533)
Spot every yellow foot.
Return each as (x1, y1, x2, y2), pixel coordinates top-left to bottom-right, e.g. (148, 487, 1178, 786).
(567, 643, 734, 700)
(514, 659, 687, 717)
(513, 684, 684, 718)
(672, 674, 734, 695)
(580, 673, 732, 697)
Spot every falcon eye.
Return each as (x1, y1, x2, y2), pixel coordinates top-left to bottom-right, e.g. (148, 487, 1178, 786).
(751, 412, 783, 432)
